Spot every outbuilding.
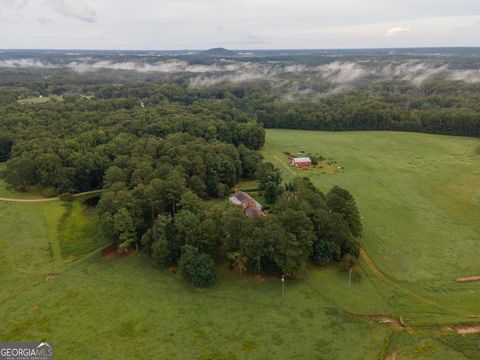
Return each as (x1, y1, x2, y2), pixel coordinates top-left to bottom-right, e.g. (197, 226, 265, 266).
(292, 157, 312, 167)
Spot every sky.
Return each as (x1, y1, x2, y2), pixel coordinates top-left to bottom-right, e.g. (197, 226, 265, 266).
(0, 0, 480, 50)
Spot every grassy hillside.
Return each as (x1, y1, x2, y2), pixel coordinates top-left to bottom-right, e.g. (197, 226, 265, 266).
(263, 130, 480, 324)
(1, 131, 479, 359)
(0, 199, 394, 359)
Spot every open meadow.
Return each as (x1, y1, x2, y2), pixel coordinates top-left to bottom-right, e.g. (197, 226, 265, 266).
(0, 131, 479, 359)
(16, 95, 63, 105)
(263, 130, 480, 323)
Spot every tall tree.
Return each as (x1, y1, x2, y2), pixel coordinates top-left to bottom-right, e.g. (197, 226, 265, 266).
(178, 245, 217, 287)
(141, 214, 173, 267)
(160, 167, 187, 214)
(255, 162, 282, 204)
(327, 186, 363, 237)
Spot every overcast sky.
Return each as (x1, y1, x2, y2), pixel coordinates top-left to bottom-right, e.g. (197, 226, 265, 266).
(1, 0, 479, 50)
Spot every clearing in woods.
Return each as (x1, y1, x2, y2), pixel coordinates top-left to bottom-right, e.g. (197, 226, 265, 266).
(1, 131, 479, 359)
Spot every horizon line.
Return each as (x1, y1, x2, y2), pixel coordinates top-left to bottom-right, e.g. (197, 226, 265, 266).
(1, 46, 480, 52)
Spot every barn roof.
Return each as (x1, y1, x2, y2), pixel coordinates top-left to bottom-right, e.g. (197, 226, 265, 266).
(293, 157, 311, 162)
(233, 191, 250, 203)
(244, 206, 266, 218)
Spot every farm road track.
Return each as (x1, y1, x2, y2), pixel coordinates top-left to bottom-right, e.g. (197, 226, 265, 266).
(0, 190, 103, 203)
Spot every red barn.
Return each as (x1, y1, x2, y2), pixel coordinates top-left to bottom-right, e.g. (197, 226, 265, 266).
(292, 157, 312, 167)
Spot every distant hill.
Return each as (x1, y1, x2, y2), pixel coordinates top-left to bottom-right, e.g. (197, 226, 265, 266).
(199, 48, 237, 57)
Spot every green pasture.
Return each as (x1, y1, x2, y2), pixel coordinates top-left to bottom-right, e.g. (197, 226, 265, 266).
(0, 198, 394, 359)
(263, 130, 480, 323)
(17, 95, 63, 105)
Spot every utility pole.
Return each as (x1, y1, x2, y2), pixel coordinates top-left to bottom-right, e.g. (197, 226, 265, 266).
(348, 268, 352, 288)
(281, 275, 285, 299)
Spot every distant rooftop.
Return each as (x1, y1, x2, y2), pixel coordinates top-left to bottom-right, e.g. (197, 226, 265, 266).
(293, 157, 311, 162)
(229, 191, 265, 217)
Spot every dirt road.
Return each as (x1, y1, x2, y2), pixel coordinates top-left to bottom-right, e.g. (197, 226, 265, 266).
(0, 190, 103, 203)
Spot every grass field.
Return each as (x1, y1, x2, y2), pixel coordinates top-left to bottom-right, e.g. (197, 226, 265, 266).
(263, 130, 480, 324)
(0, 199, 394, 359)
(17, 95, 63, 105)
(1, 131, 479, 359)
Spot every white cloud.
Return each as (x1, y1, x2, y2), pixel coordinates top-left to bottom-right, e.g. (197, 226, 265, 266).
(47, 0, 96, 23)
(65, 59, 247, 73)
(381, 61, 449, 85)
(3, 57, 480, 94)
(317, 62, 370, 84)
(0, 0, 28, 18)
(36, 16, 53, 26)
(0, 58, 58, 68)
(449, 69, 480, 83)
(0, 0, 29, 10)
(385, 27, 411, 37)
(0, 1, 480, 49)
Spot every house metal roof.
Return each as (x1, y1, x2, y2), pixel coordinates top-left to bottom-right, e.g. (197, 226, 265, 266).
(233, 191, 250, 203)
(293, 157, 312, 162)
(229, 191, 265, 217)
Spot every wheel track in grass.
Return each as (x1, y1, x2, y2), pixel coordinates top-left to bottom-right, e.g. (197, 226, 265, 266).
(0, 190, 103, 203)
(359, 247, 480, 323)
(263, 142, 296, 175)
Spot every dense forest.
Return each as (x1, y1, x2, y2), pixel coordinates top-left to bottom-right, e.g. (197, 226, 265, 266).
(1, 77, 478, 139)
(257, 82, 480, 136)
(0, 98, 263, 194)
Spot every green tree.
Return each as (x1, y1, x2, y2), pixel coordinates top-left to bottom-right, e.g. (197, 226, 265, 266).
(145, 178, 164, 221)
(222, 207, 253, 253)
(178, 245, 216, 287)
(197, 218, 223, 256)
(161, 167, 187, 214)
(113, 207, 137, 252)
(256, 162, 282, 204)
(174, 209, 201, 245)
(189, 175, 207, 198)
(3, 156, 36, 191)
(104, 166, 127, 188)
(234, 122, 265, 150)
(264, 181, 280, 203)
(228, 251, 248, 277)
(327, 186, 363, 237)
(0, 135, 12, 162)
(238, 144, 263, 178)
(141, 214, 173, 267)
(179, 191, 204, 214)
(274, 208, 315, 275)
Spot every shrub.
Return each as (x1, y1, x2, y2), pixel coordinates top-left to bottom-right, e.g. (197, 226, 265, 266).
(178, 245, 216, 287)
(216, 183, 230, 199)
(60, 192, 75, 202)
(42, 187, 57, 198)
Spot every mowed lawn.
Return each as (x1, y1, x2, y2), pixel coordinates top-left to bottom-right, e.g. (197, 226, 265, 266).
(263, 130, 480, 322)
